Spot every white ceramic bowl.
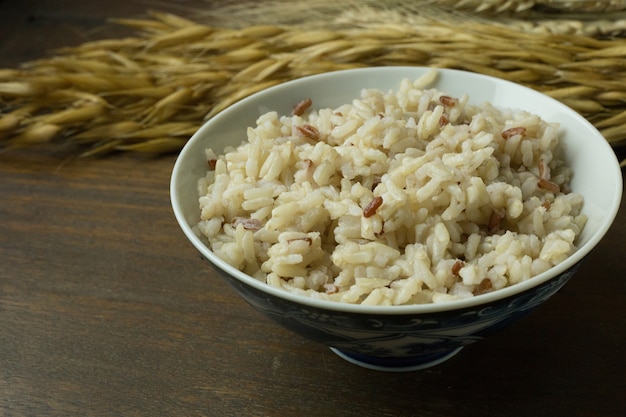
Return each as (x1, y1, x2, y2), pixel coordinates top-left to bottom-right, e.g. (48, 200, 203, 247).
(171, 67, 622, 371)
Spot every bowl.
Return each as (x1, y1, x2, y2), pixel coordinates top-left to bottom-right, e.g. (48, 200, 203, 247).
(170, 67, 622, 372)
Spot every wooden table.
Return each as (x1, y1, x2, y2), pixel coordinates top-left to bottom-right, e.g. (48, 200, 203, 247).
(1, 1, 625, 416)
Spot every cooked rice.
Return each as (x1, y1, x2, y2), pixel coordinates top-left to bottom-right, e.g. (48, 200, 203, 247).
(196, 70, 586, 305)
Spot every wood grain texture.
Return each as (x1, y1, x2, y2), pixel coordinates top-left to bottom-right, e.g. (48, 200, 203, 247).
(1, 1, 625, 416)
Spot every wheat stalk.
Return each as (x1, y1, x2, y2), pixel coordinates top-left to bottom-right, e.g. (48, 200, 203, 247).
(0, 3, 624, 166)
(437, 0, 626, 13)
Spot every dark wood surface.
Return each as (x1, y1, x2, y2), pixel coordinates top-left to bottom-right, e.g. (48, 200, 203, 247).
(1, 1, 625, 416)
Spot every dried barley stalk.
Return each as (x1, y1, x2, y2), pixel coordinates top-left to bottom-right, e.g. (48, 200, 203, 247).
(436, 0, 626, 13)
(0, 7, 624, 166)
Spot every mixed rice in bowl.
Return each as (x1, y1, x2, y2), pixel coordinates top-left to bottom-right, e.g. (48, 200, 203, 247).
(196, 69, 586, 306)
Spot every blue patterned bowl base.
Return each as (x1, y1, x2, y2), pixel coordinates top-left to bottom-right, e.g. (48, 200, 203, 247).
(330, 346, 464, 372)
(207, 257, 581, 371)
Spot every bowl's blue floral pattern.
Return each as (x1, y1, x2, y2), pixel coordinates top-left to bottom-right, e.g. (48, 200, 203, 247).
(209, 259, 581, 369)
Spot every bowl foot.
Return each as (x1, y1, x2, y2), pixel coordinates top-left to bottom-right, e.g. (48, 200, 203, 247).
(329, 347, 463, 372)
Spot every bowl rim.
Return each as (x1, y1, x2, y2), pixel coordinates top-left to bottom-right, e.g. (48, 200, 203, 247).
(170, 66, 623, 315)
